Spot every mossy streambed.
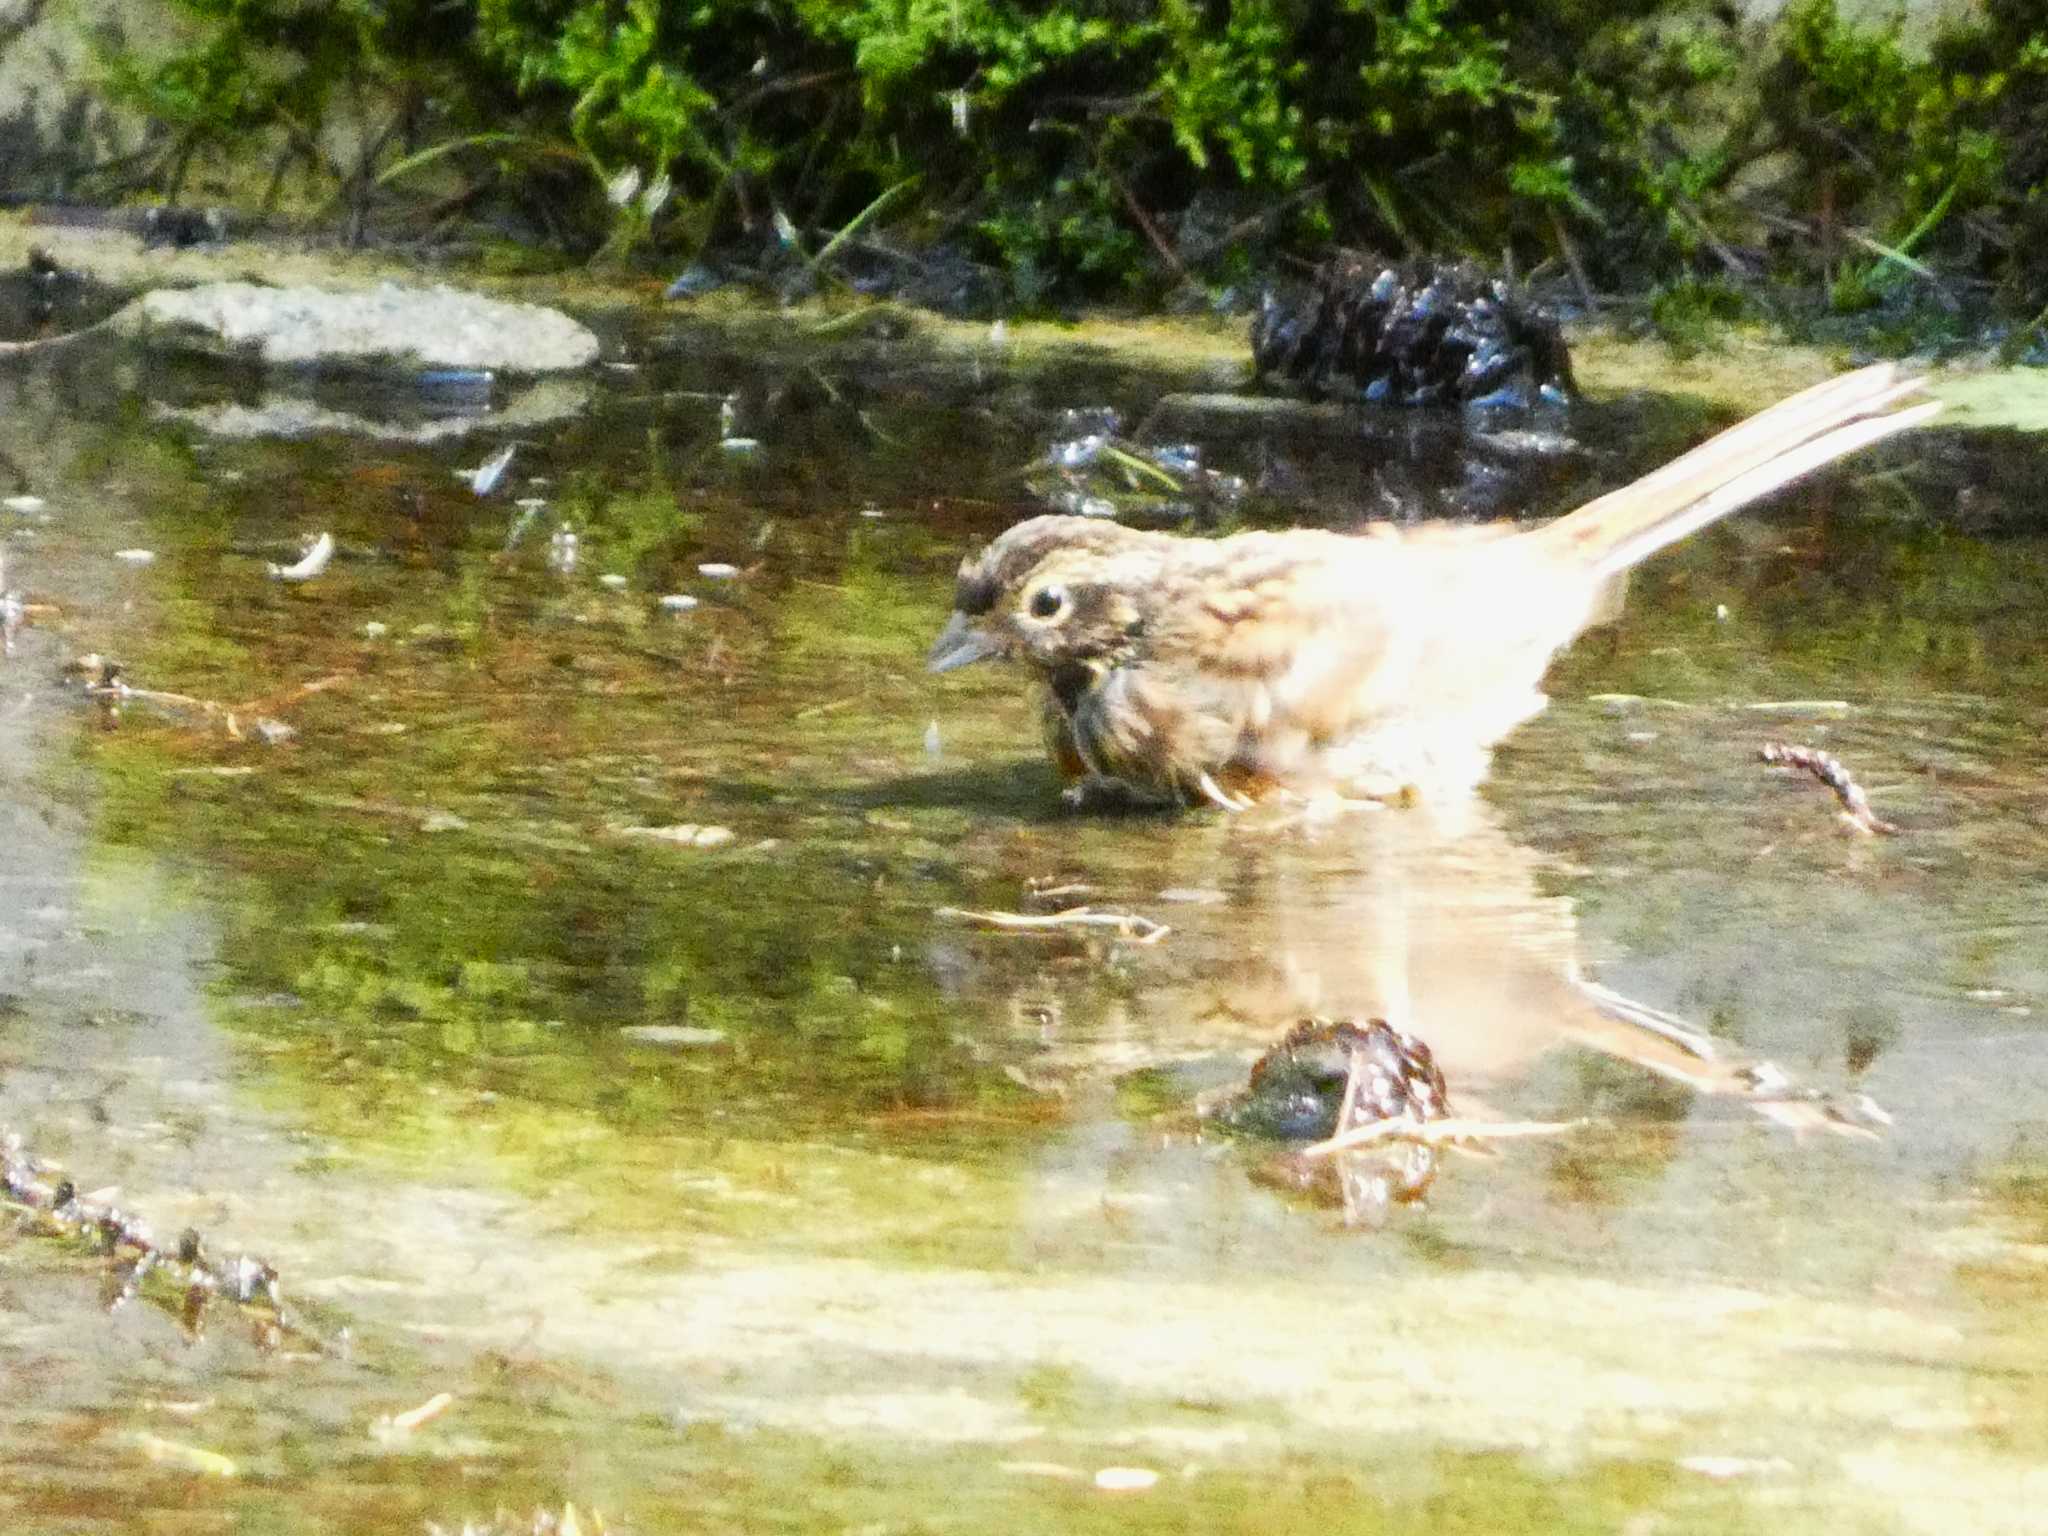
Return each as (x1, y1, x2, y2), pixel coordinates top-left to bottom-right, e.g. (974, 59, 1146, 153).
(2, 307, 2047, 1534)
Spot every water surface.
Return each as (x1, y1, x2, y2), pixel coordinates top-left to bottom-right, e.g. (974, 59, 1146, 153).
(2, 317, 2046, 1533)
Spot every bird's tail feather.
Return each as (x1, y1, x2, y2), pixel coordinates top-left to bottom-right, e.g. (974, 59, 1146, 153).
(1538, 364, 1938, 579)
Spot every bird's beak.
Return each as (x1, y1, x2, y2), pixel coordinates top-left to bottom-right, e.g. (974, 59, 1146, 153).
(927, 611, 1002, 673)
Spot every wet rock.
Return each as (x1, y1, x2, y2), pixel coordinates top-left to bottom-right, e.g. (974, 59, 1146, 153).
(139, 206, 229, 250)
(125, 281, 600, 372)
(1209, 1017, 1448, 1142)
(1205, 1018, 1450, 1224)
(1252, 256, 1573, 408)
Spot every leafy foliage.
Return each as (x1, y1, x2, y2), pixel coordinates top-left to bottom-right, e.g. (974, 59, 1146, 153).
(84, 0, 2048, 313)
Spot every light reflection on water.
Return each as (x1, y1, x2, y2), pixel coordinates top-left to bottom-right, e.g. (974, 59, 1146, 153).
(0, 319, 2045, 1531)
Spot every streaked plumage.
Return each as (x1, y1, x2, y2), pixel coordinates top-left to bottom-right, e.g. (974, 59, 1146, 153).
(929, 365, 1937, 809)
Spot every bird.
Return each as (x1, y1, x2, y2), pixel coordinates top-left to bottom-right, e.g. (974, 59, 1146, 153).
(928, 364, 1937, 810)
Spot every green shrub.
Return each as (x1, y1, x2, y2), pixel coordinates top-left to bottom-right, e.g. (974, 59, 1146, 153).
(89, 0, 2048, 314)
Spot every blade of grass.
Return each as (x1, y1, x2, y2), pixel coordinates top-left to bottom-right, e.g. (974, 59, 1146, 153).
(375, 132, 578, 189)
(1099, 443, 1183, 493)
(806, 174, 923, 278)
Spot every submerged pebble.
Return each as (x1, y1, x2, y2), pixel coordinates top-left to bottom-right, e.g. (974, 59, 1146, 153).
(616, 823, 734, 848)
(599, 573, 628, 589)
(1093, 1467, 1159, 1492)
(617, 1025, 728, 1048)
(4, 494, 46, 514)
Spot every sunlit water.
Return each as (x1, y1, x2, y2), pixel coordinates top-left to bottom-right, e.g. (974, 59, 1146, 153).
(1, 313, 2045, 1533)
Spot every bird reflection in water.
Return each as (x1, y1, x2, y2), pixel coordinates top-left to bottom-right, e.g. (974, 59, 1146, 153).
(971, 795, 1885, 1227)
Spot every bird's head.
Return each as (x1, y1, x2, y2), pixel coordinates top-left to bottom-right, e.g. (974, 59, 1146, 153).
(927, 516, 1152, 681)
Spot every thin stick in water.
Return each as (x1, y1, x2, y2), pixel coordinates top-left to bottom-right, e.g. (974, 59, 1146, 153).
(1759, 741, 1899, 835)
(936, 905, 1170, 944)
(1302, 1115, 1586, 1160)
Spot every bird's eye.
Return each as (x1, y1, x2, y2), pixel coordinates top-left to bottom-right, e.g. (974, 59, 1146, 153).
(1026, 584, 1069, 621)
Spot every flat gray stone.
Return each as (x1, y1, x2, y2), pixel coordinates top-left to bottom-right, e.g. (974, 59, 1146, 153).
(126, 281, 600, 371)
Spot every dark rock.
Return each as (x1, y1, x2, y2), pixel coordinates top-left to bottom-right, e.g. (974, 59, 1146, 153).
(1205, 1017, 1451, 1224)
(0, 246, 126, 343)
(140, 206, 229, 250)
(1252, 255, 1573, 408)
(1209, 1017, 1449, 1142)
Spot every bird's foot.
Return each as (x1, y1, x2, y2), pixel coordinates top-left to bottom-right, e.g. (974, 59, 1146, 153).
(1194, 771, 1256, 813)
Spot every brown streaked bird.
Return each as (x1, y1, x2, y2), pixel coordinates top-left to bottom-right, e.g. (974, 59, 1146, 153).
(928, 365, 1937, 809)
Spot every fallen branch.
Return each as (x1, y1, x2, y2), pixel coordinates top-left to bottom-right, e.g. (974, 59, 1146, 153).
(935, 905, 1170, 944)
(1759, 741, 1899, 836)
(2, 1129, 325, 1350)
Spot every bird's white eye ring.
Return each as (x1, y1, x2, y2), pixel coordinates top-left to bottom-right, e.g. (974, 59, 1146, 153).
(1025, 583, 1069, 622)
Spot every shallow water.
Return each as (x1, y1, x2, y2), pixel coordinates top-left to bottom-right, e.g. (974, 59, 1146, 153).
(2, 317, 2047, 1534)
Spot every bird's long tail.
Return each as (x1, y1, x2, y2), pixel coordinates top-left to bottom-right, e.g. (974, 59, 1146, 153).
(1536, 364, 1938, 579)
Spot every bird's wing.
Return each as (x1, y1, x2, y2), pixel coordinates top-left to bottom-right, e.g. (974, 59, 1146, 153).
(1130, 526, 1576, 792)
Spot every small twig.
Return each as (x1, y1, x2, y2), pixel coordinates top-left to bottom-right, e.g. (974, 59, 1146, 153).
(234, 671, 351, 716)
(388, 1392, 456, 1433)
(719, 68, 852, 124)
(89, 679, 223, 718)
(1184, 181, 1327, 266)
(1102, 164, 1188, 283)
(936, 905, 1170, 944)
(1302, 1116, 1587, 1160)
(1550, 208, 1599, 312)
(1024, 878, 1095, 904)
(1759, 742, 1899, 836)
